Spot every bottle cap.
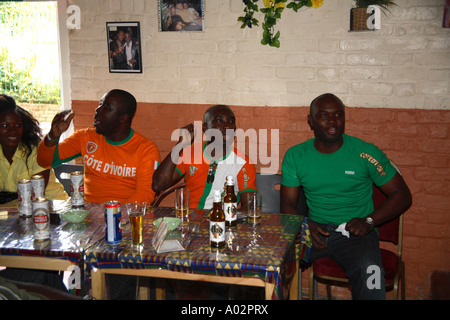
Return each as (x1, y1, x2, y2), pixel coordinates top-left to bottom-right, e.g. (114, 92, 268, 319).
(213, 190, 221, 202)
(226, 175, 234, 185)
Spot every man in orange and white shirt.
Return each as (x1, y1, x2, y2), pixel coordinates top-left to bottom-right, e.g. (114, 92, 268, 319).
(152, 104, 256, 210)
(37, 89, 160, 204)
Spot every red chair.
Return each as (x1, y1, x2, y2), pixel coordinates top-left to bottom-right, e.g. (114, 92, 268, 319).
(308, 185, 405, 300)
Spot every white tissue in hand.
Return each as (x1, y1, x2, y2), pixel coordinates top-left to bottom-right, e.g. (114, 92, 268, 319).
(335, 223, 350, 238)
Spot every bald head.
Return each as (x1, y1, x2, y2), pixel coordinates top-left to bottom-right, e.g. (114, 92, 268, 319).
(310, 93, 345, 117)
(307, 93, 346, 153)
(203, 104, 234, 125)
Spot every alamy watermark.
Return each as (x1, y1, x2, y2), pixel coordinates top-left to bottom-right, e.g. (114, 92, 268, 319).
(366, 265, 382, 290)
(366, 5, 381, 30)
(171, 121, 279, 174)
(65, 265, 81, 290)
(66, 5, 81, 30)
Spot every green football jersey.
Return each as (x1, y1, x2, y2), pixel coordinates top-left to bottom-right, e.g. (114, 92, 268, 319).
(282, 134, 396, 225)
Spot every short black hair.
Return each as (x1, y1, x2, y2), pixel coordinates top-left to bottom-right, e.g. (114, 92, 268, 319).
(310, 93, 345, 115)
(109, 89, 137, 121)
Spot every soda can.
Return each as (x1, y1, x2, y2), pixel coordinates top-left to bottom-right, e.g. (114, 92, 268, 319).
(18, 179, 32, 217)
(105, 201, 122, 245)
(32, 197, 50, 242)
(31, 175, 45, 200)
(70, 171, 85, 208)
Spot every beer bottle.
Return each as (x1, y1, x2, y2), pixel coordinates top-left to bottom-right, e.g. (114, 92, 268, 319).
(223, 175, 237, 227)
(210, 190, 225, 248)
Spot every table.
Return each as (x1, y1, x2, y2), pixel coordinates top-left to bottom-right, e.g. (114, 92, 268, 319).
(85, 206, 302, 300)
(0, 201, 302, 300)
(0, 200, 104, 295)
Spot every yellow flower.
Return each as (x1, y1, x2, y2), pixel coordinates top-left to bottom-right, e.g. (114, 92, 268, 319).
(311, 0, 324, 8)
(263, 0, 286, 10)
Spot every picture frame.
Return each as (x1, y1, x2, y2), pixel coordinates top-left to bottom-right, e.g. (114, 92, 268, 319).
(158, 0, 204, 32)
(106, 22, 142, 73)
(444, 0, 450, 28)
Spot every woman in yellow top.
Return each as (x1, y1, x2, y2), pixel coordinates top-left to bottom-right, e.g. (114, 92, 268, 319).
(0, 94, 67, 201)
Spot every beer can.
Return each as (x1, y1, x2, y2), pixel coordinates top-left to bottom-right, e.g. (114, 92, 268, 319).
(70, 171, 85, 208)
(18, 179, 32, 217)
(32, 197, 50, 242)
(31, 175, 45, 200)
(105, 201, 122, 245)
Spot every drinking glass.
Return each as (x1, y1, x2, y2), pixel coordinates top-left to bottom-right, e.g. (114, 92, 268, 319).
(125, 201, 147, 250)
(247, 192, 262, 225)
(175, 187, 189, 221)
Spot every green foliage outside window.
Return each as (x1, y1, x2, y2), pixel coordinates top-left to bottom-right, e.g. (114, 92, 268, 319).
(0, 2, 61, 104)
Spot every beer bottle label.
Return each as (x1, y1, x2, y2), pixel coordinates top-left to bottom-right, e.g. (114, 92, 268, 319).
(223, 202, 237, 222)
(210, 221, 225, 243)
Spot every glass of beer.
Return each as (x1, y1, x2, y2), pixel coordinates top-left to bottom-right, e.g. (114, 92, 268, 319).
(125, 201, 147, 251)
(247, 192, 262, 225)
(175, 187, 189, 222)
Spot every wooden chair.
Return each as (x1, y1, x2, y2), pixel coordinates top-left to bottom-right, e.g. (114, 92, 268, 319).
(308, 185, 406, 300)
(152, 182, 186, 207)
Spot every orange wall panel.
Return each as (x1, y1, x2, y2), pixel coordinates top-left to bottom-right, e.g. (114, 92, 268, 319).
(72, 100, 450, 300)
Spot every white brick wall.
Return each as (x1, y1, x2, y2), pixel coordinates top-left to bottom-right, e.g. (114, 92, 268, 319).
(66, 0, 449, 109)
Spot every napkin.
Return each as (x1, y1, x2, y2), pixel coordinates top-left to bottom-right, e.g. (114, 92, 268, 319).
(152, 219, 185, 253)
(335, 223, 350, 238)
(156, 239, 185, 253)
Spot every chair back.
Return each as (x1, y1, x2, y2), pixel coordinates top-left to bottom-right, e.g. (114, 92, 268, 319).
(255, 173, 309, 214)
(372, 185, 399, 243)
(53, 163, 84, 195)
(372, 185, 403, 257)
(255, 173, 281, 213)
(152, 183, 186, 207)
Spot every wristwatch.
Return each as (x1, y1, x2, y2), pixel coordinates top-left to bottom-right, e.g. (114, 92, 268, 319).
(365, 217, 374, 226)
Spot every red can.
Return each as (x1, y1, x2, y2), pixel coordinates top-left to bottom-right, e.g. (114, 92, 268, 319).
(105, 201, 122, 245)
(70, 171, 85, 208)
(32, 197, 50, 242)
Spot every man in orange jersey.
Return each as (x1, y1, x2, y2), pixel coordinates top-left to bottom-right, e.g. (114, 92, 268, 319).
(37, 89, 160, 205)
(153, 104, 257, 211)
(153, 104, 259, 299)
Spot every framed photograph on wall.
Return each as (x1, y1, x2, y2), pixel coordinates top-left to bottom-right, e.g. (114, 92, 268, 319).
(444, 0, 450, 28)
(158, 0, 204, 32)
(106, 22, 142, 73)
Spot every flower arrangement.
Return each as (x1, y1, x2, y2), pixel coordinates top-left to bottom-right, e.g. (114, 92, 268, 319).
(238, 0, 324, 47)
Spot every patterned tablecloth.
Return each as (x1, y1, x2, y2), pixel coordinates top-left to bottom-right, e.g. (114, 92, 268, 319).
(85, 206, 302, 300)
(0, 201, 304, 300)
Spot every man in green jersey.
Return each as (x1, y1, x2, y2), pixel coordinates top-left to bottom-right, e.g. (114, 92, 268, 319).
(281, 93, 412, 299)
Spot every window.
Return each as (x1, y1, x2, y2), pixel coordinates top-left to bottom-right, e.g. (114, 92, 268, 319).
(0, 1, 62, 132)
